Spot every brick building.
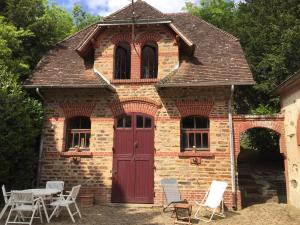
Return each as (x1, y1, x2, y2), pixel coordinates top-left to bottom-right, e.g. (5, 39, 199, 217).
(24, 1, 254, 208)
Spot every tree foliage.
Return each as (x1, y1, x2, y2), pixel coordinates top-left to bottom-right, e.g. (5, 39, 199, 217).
(0, 66, 43, 190)
(72, 4, 102, 31)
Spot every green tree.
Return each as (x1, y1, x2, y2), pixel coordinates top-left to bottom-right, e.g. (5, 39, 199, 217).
(0, 66, 43, 191)
(72, 4, 102, 31)
(27, 2, 74, 65)
(0, 16, 33, 76)
(185, 0, 237, 33)
(234, 0, 300, 113)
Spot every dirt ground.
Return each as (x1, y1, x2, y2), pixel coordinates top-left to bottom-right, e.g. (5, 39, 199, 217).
(2, 202, 300, 225)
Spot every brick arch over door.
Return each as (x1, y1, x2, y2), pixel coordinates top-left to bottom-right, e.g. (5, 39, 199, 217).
(109, 97, 162, 117)
(233, 115, 286, 156)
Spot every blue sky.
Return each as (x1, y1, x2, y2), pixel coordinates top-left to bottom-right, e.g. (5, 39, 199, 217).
(52, 0, 242, 16)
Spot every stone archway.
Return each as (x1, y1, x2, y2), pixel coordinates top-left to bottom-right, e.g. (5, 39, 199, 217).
(233, 115, 287, 208)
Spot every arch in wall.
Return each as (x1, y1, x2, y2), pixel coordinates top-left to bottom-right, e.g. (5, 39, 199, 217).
(109, 97, 162, 117)
(233, 115, 287, 208)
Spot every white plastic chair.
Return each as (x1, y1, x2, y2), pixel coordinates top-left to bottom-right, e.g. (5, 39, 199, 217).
(49, 185, 82, 223)
(0, 185, 12, 220)
(194, 180, 228, 222)
(5, 191, 44, 225)
(46, 181, 64, 192)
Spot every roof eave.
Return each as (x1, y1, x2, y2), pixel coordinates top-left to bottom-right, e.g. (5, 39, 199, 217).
(23, 84, 116, 91)
(272, 70, 300, 96)
(155, 81, 256, 88)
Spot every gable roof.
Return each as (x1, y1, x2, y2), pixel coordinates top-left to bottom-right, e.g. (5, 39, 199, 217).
(272, 70, 300, 96)
(25, 0, 254, 89)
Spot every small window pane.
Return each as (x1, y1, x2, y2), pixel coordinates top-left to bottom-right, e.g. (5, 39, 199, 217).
(145, 117, 152, 128)
(74, 133, 79, 147)
(188, 133, 195, 148)
(137, 115, 144, 128)
(203, 133, 208, 148)
(86, 133, 91, 148)
(67, 133, 73, 149)
(195, 117, 209, 129)
(117, 116, 132, 128)
(81, 118, 91, 129)
(181, 133, 188, 149)
(182, 117, 195, 129)
(117, 118, 123, 128)
(125, 116, 131, 128)
(196, 133, 202, 148)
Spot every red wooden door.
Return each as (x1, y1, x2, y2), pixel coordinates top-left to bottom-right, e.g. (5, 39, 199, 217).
(112, 113, 154, 203)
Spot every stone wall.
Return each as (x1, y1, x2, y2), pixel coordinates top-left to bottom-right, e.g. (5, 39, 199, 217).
(39, 85, 234, 207)
(280, 89, 300, 209)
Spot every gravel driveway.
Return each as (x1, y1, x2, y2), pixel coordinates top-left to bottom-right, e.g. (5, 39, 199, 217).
(1, 203, 300, 225)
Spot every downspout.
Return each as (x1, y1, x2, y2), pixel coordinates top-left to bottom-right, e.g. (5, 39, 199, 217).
(228, 85, 237, 209)
(36, 88, 45, 187)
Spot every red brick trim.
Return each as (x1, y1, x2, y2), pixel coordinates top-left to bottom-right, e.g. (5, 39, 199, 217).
(110, 97, 162, 117)
(137, 32, 162, 45)
(155, 151, 228, 157)
(297, 113, 300, 146)
(60, 151, 93, 158)
(60, 103, 96, 118)
(111, 79, 158, 84)
(48, 117, 65, 122)
(111, 32, 132, 44)
(43, 151, 113, 159)
(90, 118, 114, 122)
(176, 101, 214, 117)
(178, 151, 214, 158)
(233, 115, 286, 155)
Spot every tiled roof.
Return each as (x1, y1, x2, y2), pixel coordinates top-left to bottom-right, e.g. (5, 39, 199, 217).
(24, 24, 113, 89)
(157, 13, 254, 87)
(25, 1, 254, 89)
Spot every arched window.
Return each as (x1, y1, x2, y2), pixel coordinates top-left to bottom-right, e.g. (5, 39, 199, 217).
(181, 116, 209, 151)
(141, 43, 158, 79)
(66, 116, 91, 150)
(114, 42, 131, 79)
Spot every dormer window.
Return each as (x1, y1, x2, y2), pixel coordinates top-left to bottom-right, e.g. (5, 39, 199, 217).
(141, 43, 158, 79)
(115, 42, 131, 79)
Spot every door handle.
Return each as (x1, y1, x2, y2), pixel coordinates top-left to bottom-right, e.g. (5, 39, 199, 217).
(134, 142, 138, 148)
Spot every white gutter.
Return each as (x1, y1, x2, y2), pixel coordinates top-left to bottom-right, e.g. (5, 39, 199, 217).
(36, 88, 45, 187)
(228, 84, 237, 209)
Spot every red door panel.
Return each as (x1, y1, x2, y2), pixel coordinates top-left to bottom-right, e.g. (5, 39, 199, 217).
(112, 113, 154, 204)
(134, 159, 153, 203)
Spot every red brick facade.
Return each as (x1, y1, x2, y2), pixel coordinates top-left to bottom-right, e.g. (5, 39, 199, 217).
(37, 24, 256, 209)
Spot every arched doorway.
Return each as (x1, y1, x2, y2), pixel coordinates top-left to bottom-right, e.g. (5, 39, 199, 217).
(233, 115, 287, 208)
(237, 128, 287, 207)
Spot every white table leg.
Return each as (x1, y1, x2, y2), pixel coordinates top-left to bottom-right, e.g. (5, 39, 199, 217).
(40, 199, 50, 223)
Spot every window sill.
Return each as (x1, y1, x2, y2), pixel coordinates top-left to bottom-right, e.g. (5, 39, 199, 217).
(178, 151, 214, 158)
(111, 79, 158, 84)
(60, 151, 92, 158)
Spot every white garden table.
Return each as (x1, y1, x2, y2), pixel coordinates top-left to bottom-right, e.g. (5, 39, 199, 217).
(0, 188, 61, 223)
